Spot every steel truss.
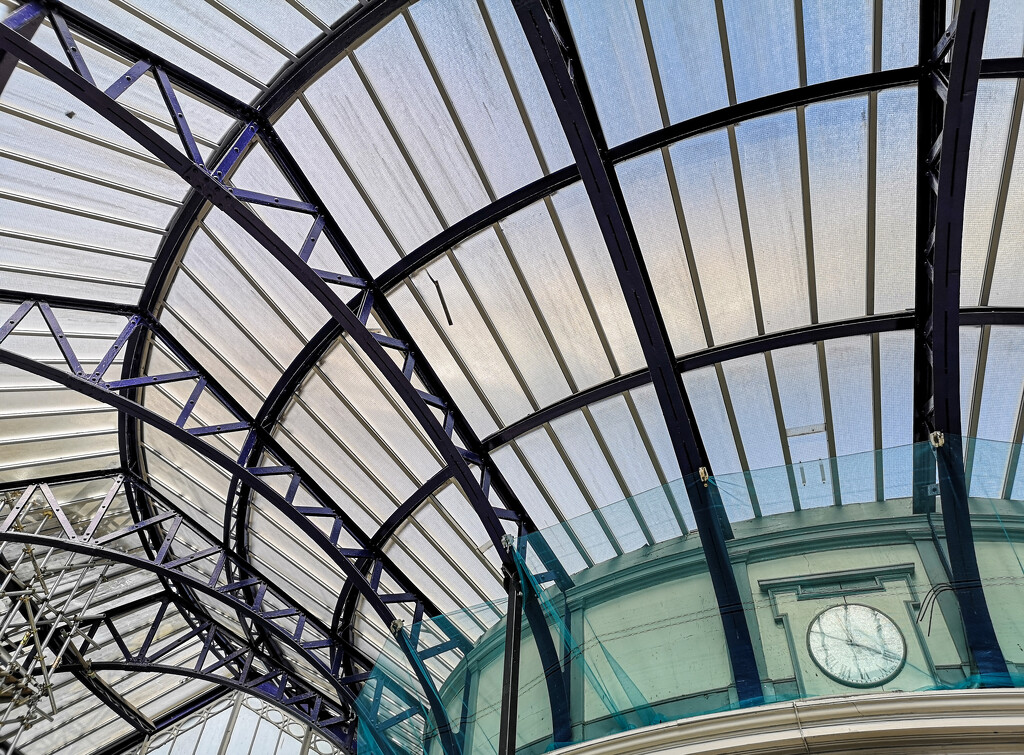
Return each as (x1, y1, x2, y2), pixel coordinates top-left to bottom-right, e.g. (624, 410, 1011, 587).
(0, 294, 470, 744)
(0, 7, 559, 750)
(911, 0, 1009, 680)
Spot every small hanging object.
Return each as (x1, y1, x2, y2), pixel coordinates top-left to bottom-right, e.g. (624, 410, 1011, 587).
(698, 467, 709, 487)
(501, 533, 516, 552)
(389, 618, 405, 636)
(425, 270, 454, 326)
(930, 430, 945, 448)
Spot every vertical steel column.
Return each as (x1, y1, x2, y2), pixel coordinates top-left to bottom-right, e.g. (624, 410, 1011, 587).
(513, 0, 762, 705)
(913, 1, 945, 514)
(912, 0, 1009, 680)
(497, 567, 523, 755)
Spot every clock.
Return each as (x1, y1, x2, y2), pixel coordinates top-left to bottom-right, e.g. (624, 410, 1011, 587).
(806, 604, 906, 688)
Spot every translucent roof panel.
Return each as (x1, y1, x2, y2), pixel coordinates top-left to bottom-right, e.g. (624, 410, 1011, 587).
(563, 0, 915, 148)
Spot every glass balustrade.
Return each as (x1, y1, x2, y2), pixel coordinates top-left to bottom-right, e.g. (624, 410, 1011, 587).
(356, 438, 1024, 755)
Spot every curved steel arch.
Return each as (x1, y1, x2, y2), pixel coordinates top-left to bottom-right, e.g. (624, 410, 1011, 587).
(480, 307, 1024, 451)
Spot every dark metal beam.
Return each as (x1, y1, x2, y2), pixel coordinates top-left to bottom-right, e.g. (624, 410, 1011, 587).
(0, 1, 42, 93)
(43, 0, 254, 119)
(483, 307, 1024, 451)
(513, 0, 761, 705)
(496, 566, 523, 755)
(913, 1, 946, 514)
(913, 0, 1009, 681)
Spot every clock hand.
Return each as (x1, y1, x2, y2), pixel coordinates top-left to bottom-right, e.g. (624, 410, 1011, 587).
(838, 612, 867, 681)
(815, 630, 902, 663)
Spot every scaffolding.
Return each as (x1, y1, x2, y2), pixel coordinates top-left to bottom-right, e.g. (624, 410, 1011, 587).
(0, 488, 112, 751)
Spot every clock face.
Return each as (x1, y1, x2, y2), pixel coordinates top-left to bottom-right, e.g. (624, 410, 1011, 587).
(806, 604, 906, 688)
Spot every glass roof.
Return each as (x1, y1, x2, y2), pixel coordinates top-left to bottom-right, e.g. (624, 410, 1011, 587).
(1, 0, 1024, 752)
